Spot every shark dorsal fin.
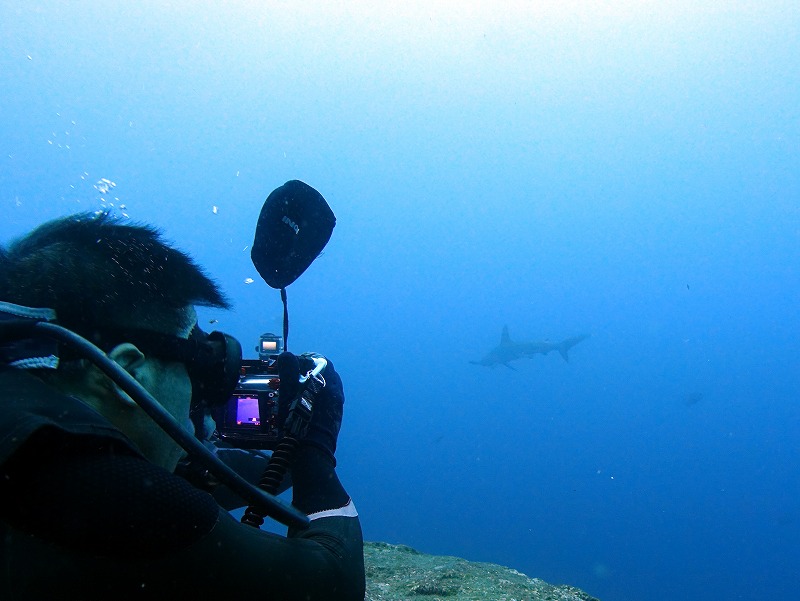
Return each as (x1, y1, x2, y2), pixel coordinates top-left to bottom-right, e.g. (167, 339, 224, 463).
(501, 325, 511, 345)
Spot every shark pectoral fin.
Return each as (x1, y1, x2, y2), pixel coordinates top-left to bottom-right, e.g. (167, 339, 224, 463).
(559, 348, 570, 362)
(504, 362, 517, 371)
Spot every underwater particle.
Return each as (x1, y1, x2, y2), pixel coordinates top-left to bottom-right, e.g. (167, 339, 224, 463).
(212, 206, 218, 214)
(119, 204, 127, 210)
(592, 562, 611, 579)
(242, 245, 249, 252)
(209, 319, 218, 324)
(27, 55, 32, 60)
(684, 392, 704, 406)
(244, 278, 254, 284)
(236, 170, 240, 176)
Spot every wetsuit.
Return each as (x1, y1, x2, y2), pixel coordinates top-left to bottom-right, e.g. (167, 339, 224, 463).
(0, 367, 365, 600)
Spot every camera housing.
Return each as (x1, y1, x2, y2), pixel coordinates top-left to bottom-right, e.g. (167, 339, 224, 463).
(211, 333, 284, 450)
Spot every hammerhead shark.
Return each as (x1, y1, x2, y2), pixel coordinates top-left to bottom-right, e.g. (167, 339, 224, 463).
(470, 326, 589, 370)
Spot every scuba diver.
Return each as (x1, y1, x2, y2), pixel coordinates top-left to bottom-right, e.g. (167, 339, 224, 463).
(0, 182, 364, 599)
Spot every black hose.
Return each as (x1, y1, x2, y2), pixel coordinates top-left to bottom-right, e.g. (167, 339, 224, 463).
(241, 435, 300, 528)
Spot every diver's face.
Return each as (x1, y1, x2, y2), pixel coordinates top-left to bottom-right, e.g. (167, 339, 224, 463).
(122, 308, 197, 471)
(140, 355, 194, 471)
(98, 344, 194, 472)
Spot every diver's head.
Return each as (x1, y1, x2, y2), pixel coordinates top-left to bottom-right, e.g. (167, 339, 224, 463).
(0, 212, 232, 470)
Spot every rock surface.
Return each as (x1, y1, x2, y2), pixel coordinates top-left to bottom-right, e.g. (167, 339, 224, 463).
(364, 542, 600, 601)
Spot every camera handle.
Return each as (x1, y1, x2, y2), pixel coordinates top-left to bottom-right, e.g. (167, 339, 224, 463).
(241, 357, 327, 528)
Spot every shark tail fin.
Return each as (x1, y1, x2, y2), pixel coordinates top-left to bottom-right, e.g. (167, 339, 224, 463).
(558, 334, 590, 362)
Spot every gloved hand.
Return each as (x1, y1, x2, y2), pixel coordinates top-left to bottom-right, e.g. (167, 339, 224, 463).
(277, 351, 344, 462)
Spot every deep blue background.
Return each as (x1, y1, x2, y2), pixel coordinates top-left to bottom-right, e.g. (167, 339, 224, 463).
(2, 3, 798, 600)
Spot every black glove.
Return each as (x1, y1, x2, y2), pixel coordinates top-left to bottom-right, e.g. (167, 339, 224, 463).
(277, 351, 344, 462)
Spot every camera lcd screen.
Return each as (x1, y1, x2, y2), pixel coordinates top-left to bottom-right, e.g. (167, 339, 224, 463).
(235, 394, 260, 426)
(261, 340, 279, 352)
(215, 385, 280, 450)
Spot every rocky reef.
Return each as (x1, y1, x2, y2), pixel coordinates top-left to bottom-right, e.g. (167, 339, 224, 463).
(364, 542, 600, 601)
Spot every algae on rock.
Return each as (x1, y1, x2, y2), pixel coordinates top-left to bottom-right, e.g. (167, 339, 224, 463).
(364, 542, 600, 601)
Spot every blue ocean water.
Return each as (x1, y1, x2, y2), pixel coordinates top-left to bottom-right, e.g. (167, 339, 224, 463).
(1, 3, 798, 600)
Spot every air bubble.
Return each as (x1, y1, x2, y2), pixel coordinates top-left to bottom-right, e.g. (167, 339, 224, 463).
(94, 178, 116, 194)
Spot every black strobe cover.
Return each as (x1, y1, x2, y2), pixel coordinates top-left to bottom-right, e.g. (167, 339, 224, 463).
(251, 180, 336, 289)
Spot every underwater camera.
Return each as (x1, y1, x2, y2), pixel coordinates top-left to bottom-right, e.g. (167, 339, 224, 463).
(211, 332, 285, 450)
